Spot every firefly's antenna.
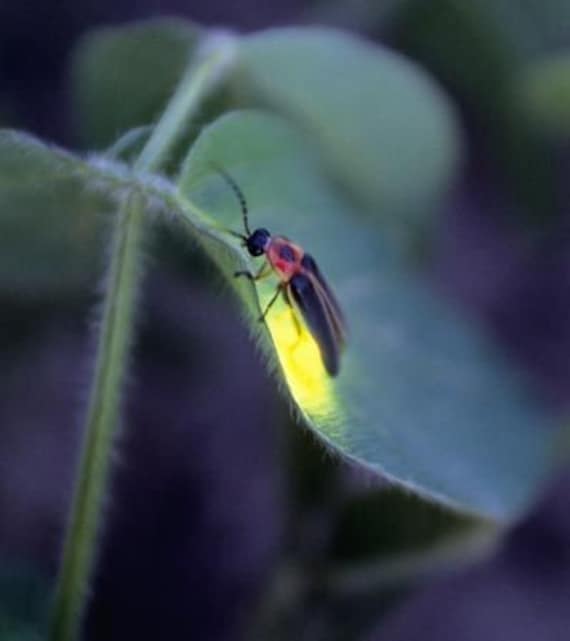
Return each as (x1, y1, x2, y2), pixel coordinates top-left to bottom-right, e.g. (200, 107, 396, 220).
(214, 166, 252, 237)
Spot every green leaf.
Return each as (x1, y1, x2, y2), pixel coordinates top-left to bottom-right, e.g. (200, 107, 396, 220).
(236, 27, 461, 231)
(517, 53, 570, 137)
(177, 110, 554, 521)
(71, 18, 201, 148)
(0, 130, 107, 299)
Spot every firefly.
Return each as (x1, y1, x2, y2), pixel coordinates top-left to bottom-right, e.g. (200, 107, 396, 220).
(216, 167, 347, 377)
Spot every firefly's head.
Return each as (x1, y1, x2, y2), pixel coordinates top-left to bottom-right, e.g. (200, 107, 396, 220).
(246, 228, 271, 257)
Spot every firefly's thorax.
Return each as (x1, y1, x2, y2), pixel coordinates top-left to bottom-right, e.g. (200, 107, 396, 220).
(246, 228, 271, 257)
(266, 237, 304, 279)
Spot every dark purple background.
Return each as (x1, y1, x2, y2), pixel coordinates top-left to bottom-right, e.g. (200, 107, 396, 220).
(1, 1, 570, 640)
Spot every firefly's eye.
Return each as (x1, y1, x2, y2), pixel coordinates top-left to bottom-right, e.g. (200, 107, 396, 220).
(246, 228, 271, 257)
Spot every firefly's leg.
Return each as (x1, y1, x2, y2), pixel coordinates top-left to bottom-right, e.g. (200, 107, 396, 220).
(290, 308, 303, 339)
(258, 283, 285, 323)
(234, 261, 272, 281)
(287, 299, 305, 352)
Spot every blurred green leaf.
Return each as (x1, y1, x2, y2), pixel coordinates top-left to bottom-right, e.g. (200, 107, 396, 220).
(305, 0, 412, 33)
(325, 486, 498, 600)
(0, 130, 77, 185)
(517, 53, 570, 137)
(0, 130, 107, 299)
(393, 1, 518, 109)
(331, 487, 487, 564)
(71, 18, 201, 148)
(0, 560, 48, 641)
(104, 125, 154, 161)
(394, 1, 570, 69)
(236, 27, 461, 234)
(286, 425, 489, 586)
(73, 21, 461, 236)
(392, 0, 561, 222)
(476, 0, 570, 58)
(177, 109, 554, 520)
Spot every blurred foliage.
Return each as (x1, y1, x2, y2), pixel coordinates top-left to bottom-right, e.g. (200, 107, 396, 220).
(235, 28, 461, 235)
(330, 489, 484, 564)
(0, 131, 107, 300)
(0, 7, 568, 640)
(390, 0, 570, 223)
(0, 561, 49, 641)
(517, 53, 570, 137)
(72, 19, 200, 149)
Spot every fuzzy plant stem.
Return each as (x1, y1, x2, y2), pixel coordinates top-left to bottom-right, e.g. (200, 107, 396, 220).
(49, 36, 236, 641)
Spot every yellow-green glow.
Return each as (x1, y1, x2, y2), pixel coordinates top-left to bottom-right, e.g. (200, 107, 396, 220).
(265, 301, 345, 426)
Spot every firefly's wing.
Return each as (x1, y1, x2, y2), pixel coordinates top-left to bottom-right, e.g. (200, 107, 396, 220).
(300, 254, 347, 347)
(288, 272, 340, 376)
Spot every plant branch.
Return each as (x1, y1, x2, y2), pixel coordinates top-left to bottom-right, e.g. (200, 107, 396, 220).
(49, 34, 236, 641)
(49, 192, 144, 641)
